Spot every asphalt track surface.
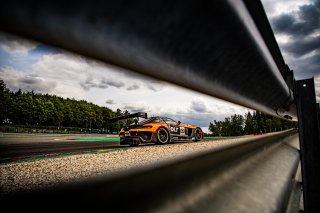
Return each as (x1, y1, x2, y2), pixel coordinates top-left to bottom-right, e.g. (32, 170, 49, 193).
(0, 134, 124, 161)
(0, 134, 232, 162)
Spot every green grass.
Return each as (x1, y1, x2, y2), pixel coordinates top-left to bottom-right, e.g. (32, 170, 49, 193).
(204, 136, 228, 139)
(73, 137, 120, 142)
(0, 147, 129, 164)
(204, 136, 238, 139)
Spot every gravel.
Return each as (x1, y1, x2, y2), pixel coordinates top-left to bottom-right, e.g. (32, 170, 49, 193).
(0, 137, 251, 194)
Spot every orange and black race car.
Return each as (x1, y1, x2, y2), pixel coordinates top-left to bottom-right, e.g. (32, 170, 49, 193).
(119, 117, 203, 146)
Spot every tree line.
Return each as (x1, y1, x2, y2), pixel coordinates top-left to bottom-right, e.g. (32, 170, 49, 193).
(0, 80, 130, 132)
(209, 112, 297, 136)
(1, 79, 297, 135)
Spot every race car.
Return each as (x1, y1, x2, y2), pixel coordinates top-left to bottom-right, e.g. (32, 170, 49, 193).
(119, 116, 203, 146)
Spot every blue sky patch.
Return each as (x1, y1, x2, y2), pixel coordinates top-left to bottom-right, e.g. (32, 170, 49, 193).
(0, 43, 61, 72)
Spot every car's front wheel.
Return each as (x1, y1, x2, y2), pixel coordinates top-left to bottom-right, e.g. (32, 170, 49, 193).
(156, 127, 169, 144)
(194, 128, 202, 142)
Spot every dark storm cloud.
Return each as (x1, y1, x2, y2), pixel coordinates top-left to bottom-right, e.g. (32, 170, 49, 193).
(147, 82, 164, 92)
(106, 99, 115, 104)
(298, 1, 320, 31)
(147, 84, 158, 92)
(160, 112, 225, 128)
(19, 77, 39, 84)
(289, 54, 320, 79)
(126, 84, 140, 91)
(190, 100, 208, 113)
(97, 84, 109, 89)
(102, 79, 125, 88)
(18, 79, 57, 93)
(267, 0, 320, 78)
(94, 63, 166, 92)
(123, 105, 148, 113)
(0, 68, 57, 93)
(271, 0, 320, 37)
(80, 77, 99, 90)
(282, 35, 320, 57)
(272, 14, 298, 35)
(80, 77, 125, 90)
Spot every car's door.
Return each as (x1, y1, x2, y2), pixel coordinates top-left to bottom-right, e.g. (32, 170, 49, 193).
(164, 118, 187, 137)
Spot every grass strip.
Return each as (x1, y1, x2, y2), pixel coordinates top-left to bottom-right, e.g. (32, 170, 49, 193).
(73, 137, 119, 142)
(0, 147, 128, 164)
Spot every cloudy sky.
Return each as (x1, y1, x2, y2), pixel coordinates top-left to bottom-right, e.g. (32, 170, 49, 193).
(0, 0, 319, 131)
(262, 0, 320, 80)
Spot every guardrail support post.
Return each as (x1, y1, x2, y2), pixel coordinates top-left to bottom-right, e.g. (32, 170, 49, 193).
(295, 78, 320, 213)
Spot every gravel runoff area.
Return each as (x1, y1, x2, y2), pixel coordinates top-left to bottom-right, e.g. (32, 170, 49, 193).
(0, 136, 260, 194)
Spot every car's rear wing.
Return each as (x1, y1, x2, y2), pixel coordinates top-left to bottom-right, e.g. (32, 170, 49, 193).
(107, 112, 148, 124)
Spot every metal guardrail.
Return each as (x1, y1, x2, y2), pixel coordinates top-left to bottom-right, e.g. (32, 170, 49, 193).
(295, 79, 320, 212)
(2, 0, 319, 212)
(1, 130, 300, 212)
(0, 0, 296, 120)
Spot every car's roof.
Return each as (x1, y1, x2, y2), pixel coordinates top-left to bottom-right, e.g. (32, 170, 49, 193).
(150, 116, 172, 119)
(137, 117, 176, 125)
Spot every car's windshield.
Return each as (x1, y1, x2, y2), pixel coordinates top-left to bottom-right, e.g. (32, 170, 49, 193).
(137, 117, 160, 125)
(162, 118, 178, 125)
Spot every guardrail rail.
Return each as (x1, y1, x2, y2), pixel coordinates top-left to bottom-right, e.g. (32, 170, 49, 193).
(1, 0, 319, 212)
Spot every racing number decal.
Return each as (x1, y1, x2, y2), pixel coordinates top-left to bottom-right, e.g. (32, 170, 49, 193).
(170, 126, 179, 133)
(170, 126, 186, 135)
(180, 127, 185, 135)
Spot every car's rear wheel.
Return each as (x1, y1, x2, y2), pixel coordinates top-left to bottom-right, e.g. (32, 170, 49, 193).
(194, 128, 202, 142)
(156, 127, 169, 144)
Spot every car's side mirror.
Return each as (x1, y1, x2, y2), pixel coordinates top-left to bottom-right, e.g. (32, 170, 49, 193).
(178, 121, 181, 125)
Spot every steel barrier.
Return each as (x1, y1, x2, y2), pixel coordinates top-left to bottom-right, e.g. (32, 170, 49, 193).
(0, 0, 296, 120)
(2, 130, 301, 212)
(1, 0, 319, 212)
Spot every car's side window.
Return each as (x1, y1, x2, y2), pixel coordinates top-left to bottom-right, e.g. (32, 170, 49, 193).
(164, 118, 178, 125)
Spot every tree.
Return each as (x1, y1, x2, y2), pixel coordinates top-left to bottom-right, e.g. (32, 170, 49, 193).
(230, 114, 244, 136)
(244, 112, 257, 134)
(0, 79, 11, 123)
(209, 120, 223, 136)
(209, 111, 297, 136)
(0, 80, 122, 131)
